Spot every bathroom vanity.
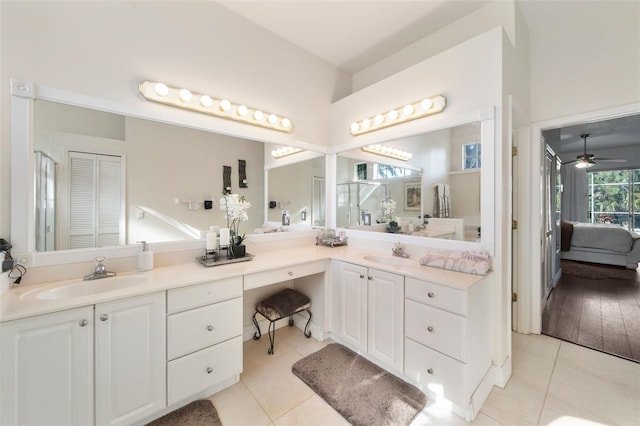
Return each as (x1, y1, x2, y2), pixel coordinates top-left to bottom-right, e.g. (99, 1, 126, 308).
(0, 244, 492, 424)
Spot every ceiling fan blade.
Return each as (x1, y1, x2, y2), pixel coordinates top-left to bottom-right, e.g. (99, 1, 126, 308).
(596, 158, 627, 163)
(562, 159, 579, 165)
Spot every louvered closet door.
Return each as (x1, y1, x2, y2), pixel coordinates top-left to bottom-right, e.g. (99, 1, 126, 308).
(68, 152, 123, 249)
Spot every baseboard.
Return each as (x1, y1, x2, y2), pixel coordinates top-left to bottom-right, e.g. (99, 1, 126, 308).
(467, 367, 496, 421)
(493, 355, 512, 388)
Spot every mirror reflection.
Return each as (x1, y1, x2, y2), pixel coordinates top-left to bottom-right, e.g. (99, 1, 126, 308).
(34, 100, 267, 251)
(267, 157, 326, 228)
(336, 122, 481, 241)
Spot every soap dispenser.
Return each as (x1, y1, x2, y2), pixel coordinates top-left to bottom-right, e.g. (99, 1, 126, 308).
(137, 241, 154, 271)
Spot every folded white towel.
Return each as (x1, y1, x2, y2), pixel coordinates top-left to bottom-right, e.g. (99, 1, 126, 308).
(420, 249, 491, 275)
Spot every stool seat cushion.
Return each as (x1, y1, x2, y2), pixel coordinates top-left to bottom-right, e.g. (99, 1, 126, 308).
(256, 288, 311, 320)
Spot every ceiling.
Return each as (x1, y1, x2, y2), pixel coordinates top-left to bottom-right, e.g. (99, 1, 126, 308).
(218, 1, 638, 151)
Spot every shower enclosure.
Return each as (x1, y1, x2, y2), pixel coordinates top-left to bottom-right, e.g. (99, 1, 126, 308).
(336, 182, 388, 228)
(34, 151, 57, 251)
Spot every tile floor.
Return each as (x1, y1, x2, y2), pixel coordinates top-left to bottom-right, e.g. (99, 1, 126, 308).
(208, 327, 640, 425)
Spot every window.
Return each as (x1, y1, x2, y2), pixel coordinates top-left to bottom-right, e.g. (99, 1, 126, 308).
(588, 169, 640, 232)
(373, 164, 413, 179)
(463, 143, 481, 170)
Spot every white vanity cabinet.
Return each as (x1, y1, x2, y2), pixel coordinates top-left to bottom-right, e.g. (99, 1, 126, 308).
(95, 292, 166, 426)
(404, 276, 492, 418)
(334, 262, 404, 372)
(166, 277, 243, 406)
(0, 306, 94, 426)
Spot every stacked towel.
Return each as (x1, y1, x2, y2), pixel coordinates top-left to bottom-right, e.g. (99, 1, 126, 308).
(433, 183, 450, 218)
(420, 249, 491, 275)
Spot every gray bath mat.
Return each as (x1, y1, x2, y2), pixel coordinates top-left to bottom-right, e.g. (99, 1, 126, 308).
(292, 343, 427, 426)
(146, 399, 222, 426)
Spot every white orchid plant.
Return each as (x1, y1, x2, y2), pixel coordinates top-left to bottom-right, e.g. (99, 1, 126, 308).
(220, 193, 251, 248)
(377, 197, 396, 223)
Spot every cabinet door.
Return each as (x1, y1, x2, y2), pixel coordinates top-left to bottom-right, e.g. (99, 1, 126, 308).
(95, 292, 166, 426)
(0, 306, 94, 426)
(367, 268, 404, 371)
(336, 262, 368, 351)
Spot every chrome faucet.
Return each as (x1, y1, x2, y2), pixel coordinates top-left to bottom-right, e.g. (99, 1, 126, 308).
(84, 256, 116, 280)
(392, 242, 409, 258)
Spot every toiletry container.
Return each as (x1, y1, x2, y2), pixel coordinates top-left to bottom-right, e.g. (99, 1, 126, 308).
(137, 241, 154, 271)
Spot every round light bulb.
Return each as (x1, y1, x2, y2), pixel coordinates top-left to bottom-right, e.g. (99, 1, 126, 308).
(219, 99, 231, 111)
(420, 98, 433, 110)
(268, 114, 278, 124)
(351, 122, 360, 133)
(154, 83, 169, 96)
(281, 118, 291, 129)
(253, 110, 264, 121)
(271, 150, 277, 156)
(388, 110, 399, 121)
(179, 89, 192, 102)
(237, 105, 249, 116)
(200, 95, 213, 107)
(374, 114, 384, 125)
(402, 104, 414, 116)
(362, 118, 371, 129)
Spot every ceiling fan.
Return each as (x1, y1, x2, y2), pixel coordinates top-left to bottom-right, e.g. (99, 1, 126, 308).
(564, 133, 627, 169)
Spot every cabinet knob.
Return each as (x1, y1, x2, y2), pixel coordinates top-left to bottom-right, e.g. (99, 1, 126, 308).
(288, 271, 293, 276)
(360, 274, 365, 279)
(206, 367, 213, 374)
(100, 314, 109, 321)
(207, 325, 214, 331)
(367, 276, 373, 280)
(79, 319, 88, 327)
(427, 292, 435, 298)
(427, 326, 434, 332)
(427, 368, 434, 375)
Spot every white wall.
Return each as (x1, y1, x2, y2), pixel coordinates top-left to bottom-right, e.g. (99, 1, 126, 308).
(528, 1, 640, 122)
(0, 1, 351, 240)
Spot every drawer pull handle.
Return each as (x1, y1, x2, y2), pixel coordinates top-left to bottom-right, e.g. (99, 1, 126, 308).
(427, 292, 435, 298)
(360, 274, 365, 279)
(79, 319, 88, 327)
(100, 314, 109, 322)
(427, 368, 434, 375)
(367, 276, 373, 281)
(427, 326, 434, 332)
(206, 367, 213, 374)
(207, 325, 214, 331)
(288, 271, 293, 276)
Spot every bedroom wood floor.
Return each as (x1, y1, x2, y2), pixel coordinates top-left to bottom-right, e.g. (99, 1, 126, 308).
(542, 261, 640, 363)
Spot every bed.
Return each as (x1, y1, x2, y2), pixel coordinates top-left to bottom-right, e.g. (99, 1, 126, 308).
(560, 221, 640, 269)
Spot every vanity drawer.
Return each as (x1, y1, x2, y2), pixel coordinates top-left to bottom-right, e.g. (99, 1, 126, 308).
(244, 260, 326, 290)
(405, 299, 466, 362)
(167, 276, 242, 314)
(167, 336, 242, 406)
(405, 277, 466, 316)
(404, 338, 464, 407)
(167, 298, 242, 360)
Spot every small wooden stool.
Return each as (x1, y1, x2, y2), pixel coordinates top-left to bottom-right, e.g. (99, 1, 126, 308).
(252, 288, 312, 354)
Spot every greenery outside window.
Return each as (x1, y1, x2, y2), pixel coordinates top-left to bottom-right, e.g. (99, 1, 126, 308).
(588, 169, 640, 232)
(463, 143, 481, 170)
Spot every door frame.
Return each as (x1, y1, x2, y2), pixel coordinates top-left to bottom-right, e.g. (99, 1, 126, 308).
(523, 102, 640, 334)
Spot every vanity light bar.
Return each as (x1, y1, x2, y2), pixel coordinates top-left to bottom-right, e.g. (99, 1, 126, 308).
(350, 95, 446, 136)
(271, 146, 304, 158)
(362, 144, 413, 161)
(139, 81, 293, 133)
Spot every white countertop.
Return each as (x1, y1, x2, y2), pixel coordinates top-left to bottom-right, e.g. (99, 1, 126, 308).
(0, 245, 488, 323)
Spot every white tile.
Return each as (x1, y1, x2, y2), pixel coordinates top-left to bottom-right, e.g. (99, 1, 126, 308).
(547, 362, 640, 426)
(512, 332, 561, 361)
(511, 346, 556, 393)
(293, 338, 331, 357)
(274, 325, 315, 351)
(538, 395, 613, 426)
(480, 376, 546, 426)
(556, 341, 640, 390)
(411, 399, 504, 425)
(273, 394, 349, 426)
(243, 335, 294, 372)
(209, 381, 271, 426)
(241, 350, 314, 420)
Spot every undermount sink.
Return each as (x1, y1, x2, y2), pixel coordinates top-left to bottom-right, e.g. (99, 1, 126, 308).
(22, 275, 149, 301)
(362, 254, 416, 267)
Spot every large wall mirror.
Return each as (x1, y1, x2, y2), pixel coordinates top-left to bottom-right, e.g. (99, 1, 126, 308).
(11, 82, 326, 261)
(336, 122, 481, 242)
